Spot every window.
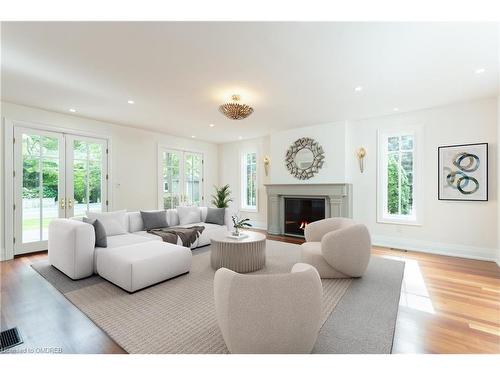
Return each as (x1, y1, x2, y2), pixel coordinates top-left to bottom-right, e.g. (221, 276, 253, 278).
(241, 152, 257, 211)
(377, 127, 422, 225)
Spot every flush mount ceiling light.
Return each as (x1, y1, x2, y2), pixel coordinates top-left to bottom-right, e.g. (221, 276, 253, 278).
(127, 100, 135, 104)
(219, 94, 254, 120)
(69, 108, 76, 113)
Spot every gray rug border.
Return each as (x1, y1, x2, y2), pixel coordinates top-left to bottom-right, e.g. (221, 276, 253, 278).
(31, 242, 404, 354)
(313, 256, 405, 354)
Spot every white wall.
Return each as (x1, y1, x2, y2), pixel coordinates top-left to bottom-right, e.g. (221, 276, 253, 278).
(270, 122, 348, 184)
(348, 98, 498, 261)
(218, 136, 270, 229)
(1, 101, 219, 260)
(218, 122, 348, 229)
(497, 94, 500, 266)
(0, 104, 4, 260)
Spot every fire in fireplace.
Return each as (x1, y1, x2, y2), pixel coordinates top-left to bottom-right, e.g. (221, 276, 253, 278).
(284, 197, 326, 237)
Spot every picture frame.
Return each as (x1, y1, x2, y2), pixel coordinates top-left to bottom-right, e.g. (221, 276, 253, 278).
(438, 142, 488, 201)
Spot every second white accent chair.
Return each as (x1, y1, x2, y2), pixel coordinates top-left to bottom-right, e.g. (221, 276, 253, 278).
(213, 263, 322, 354)
(301, 218, 371, 278)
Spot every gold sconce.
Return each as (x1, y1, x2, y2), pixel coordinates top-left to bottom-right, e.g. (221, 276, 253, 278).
(356, 147, 366, 173)
(263, 155, 271, 176)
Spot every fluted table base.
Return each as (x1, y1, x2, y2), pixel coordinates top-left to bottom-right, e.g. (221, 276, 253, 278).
(210, 232, 266, 273)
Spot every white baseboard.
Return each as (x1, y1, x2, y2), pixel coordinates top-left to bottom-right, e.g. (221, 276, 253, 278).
(248, 220, 267, 230)
(241, 224, 499, 265)
(372, 234, 497, 263)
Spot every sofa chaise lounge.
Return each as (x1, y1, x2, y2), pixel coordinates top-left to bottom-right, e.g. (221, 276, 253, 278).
(48, 207, 230, 292)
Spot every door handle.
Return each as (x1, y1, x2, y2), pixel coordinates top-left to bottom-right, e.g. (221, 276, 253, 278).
(60, 198, 66, 209)
(68, 198, 73, 209)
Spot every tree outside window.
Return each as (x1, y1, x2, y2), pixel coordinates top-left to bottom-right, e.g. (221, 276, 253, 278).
(386, 135, 414, 217)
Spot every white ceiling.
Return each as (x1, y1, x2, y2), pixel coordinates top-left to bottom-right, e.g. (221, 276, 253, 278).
(1, 22, 498, 143)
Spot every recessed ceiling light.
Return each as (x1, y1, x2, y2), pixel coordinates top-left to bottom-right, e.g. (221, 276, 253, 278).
(354, 86, 363, 92)
(474, 68, 485, 75)
(191, 135, 196, 138)
(238, 136, 243, 140)
(69, 108, 76, 113)
(393, 107, 399, 112)
(209, 124, 215, 128)
(127, 100, 135, 104)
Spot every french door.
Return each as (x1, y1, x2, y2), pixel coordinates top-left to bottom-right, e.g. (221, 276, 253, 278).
(13, 127, 108, 254)
(160, 149, 203, 209)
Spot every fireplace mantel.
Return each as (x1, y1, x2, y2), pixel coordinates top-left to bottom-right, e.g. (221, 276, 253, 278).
(264, 183, 352, 235)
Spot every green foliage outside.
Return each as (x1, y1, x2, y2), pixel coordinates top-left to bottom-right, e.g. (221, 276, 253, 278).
(22, 136, 101, 204)
(163, 195, 180, 210)
(387, 155, 411, 215)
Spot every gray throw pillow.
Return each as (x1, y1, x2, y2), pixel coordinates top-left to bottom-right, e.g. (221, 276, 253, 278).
(83, 217, 107, 248)
(140, 210, 168, 230)
(205, 207, 225, 225)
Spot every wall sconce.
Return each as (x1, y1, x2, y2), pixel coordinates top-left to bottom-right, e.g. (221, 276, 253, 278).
(356, 147, 366, 173)
(263, 155, 271, 176)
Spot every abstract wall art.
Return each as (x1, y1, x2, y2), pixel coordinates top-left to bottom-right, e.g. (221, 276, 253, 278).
(438, 143, 488, 201)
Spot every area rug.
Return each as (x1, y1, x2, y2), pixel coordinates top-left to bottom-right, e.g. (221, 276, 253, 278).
(32, 239, 404, 354)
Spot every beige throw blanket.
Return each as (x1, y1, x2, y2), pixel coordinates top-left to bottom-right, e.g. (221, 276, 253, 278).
(147, 226, 205, 247)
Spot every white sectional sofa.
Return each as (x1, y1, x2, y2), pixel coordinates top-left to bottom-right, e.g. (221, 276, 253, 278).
(48, 207, 231, 292)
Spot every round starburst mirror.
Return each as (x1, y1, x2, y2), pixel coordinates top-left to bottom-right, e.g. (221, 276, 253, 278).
(285, 137, 325, 180)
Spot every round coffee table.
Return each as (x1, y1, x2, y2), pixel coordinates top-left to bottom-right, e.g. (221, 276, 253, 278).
(210, 231, 266, 273)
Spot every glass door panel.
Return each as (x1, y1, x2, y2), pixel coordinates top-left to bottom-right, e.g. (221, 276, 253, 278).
(41, 157, 60, 240)
(14, 128, 65, 254)
(184, 152, 203, 206)
(162, 150, 182, 209)
(160, 149, 204, 209)
(66, 135, 108, 218)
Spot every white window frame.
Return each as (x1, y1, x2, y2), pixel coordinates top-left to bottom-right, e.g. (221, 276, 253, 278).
(240, 151, 258, 212)
(377, 125, 423, 226)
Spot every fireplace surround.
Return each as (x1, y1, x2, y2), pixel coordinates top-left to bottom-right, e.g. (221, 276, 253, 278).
(264, 183, 352, 236)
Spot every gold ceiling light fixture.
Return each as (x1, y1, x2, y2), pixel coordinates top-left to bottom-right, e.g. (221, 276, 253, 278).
(219, 94, 254, 120)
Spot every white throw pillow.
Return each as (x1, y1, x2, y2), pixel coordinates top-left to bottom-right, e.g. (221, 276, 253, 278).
(86, 210, 128, 236)
(177, 206, 201, 226)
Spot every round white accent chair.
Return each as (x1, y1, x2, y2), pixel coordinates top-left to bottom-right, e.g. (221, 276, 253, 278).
(301, 218, 371, 278)
(213, 263, 322, 354)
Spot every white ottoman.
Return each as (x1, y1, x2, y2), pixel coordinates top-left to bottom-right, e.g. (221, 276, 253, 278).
(96, 241, 192, 292)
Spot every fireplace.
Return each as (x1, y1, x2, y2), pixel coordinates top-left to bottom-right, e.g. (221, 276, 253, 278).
(265, 183, 352, 235)
(284, 197, 326, 237)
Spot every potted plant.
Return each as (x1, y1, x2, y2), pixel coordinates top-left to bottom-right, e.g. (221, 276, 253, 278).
(231, 213, 252, 237)
(211, 184, 233, 208)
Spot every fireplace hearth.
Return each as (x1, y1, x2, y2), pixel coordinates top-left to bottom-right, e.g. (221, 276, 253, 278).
(284, 197, 326, 237)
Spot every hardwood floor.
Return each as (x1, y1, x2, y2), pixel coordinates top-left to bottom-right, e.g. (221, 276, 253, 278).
(1, 252, 125, 354)
(1, 234, 499, 354)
